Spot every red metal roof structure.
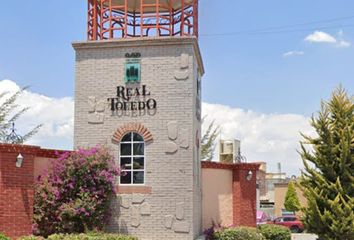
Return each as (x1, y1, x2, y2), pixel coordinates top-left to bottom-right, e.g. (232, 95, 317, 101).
(87, 0, 199, 40)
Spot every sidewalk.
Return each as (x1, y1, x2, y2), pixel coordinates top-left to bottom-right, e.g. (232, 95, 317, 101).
(292, 233, 318, 240)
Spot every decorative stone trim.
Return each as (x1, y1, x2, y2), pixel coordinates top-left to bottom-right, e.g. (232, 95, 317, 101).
(0, 143, 69, 158)
(116, 186, 152, 194)
(72, 37, 205, 76)
(201, 161, 260, 171)
(112, 123, 153, 143)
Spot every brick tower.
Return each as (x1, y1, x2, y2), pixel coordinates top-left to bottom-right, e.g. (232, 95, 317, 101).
(73, 1, 204, 239)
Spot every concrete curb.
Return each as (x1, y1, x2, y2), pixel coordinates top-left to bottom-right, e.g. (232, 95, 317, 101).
(292, 233, 318, 240)
(195, 235, 206, 240)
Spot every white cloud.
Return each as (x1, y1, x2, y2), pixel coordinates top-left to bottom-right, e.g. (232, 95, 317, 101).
(1, 80, 316, 176)
(283, 51, 305, 58)
(0, 80, 74, 150)
(304, 30, 351, 48)
(202, 102, 316, 176)
(305, 31, 337, 43)
(336, 30, 351, 47)
(337, 40, 351, 48)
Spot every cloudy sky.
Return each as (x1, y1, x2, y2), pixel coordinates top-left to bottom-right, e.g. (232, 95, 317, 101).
(1, 1, 354, 175)
(0, 79, 317, 176)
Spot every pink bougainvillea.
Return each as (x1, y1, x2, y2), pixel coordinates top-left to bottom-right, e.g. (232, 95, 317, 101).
(33, 146, 120, 236)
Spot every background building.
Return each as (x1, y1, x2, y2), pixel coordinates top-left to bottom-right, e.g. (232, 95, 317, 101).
(274, 181, 307, 217)
(255, 162, 289, 218)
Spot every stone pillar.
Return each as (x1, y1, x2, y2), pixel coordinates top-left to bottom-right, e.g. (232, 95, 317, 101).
(232, 167, 258, 227)
(201, 161, 260, 229)
(0, 144, 37, 238)
(73, 37, 204, 240)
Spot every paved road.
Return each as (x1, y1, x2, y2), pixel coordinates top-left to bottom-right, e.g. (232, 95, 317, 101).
(292, 233, 318, 240)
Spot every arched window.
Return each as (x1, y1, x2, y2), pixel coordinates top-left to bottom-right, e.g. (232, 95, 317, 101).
(119, 132, 145, 185)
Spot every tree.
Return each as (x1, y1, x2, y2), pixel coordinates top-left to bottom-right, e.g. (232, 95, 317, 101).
(284, 181, 300, 212)
(299, 87, 354, 240)
(0, 87, 41, 143)
(201, 117, 219, 161)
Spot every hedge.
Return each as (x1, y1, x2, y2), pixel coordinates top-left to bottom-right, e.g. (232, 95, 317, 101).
(0, 233, 9, 240)
(19, 233, 137, 240)
(258, 224, 291, 240)
(213, 227, 265, 240)
(19, 237, 44, 240)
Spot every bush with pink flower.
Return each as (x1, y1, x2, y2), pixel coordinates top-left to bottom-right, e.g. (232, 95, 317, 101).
(33, 146, 120, 237)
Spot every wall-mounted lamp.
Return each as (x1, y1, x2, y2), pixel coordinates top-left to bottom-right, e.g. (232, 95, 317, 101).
(246, 170, 253, 181)
(16, 153, 24, 168)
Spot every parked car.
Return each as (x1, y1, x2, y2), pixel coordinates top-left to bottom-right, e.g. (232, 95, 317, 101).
(270, 216, 304, 233)
(256, 211, 268, 225)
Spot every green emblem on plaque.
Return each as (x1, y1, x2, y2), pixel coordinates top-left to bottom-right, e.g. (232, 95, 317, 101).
(125, 59, 141, 83)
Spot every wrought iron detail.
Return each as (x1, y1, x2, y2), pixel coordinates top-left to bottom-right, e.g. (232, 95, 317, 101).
(5, 122, 23, 144)
(235, 154, 247, 163)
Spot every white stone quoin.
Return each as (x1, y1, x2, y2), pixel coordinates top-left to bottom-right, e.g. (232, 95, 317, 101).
(73, 37, 204, 240)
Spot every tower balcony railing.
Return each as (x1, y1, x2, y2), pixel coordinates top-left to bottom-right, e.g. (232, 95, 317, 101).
(87, 0, 198, 40)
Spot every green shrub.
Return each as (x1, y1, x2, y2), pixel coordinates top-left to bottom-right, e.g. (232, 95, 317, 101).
(46, 233, 137, 240)
(18, 233, 136, 240)
(214, 227, 265, 240)
(0, 233, 9, 240)
(19, 236, 44, 240)
(258, 224, 291, 240)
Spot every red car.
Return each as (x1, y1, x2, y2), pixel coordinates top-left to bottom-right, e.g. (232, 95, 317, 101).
(271, 216, 304, 233)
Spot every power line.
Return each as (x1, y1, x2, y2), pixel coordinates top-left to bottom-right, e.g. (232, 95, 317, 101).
(200, 14, 354, 37)
(249, 24, 354, 35)
(200, 24, 354, 37)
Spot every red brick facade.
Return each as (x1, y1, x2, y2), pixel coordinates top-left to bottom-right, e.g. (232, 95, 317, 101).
(0, 144, 61, 239)
(202, 161, 260, 227)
